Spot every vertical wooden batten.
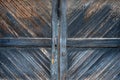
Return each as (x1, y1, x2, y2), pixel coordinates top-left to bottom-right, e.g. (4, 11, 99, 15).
(51, 0, 67, 80)
(51, 0, 59, 80)
(59, 0, 67, 80)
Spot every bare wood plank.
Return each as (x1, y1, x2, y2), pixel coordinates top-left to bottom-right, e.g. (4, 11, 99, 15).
(51, 0, 59, 80)
(0, 1, 51, 38)
(67, 38, 120, 48)
(0, 38, 51, 47)
(59, 0, 68, 80)
(0, 38, 120, 48)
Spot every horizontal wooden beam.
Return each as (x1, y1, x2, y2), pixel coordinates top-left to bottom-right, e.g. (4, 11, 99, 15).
(67, 38, 120, 48)
(0, 38, 51, 47)
(0, 38, 120, 48)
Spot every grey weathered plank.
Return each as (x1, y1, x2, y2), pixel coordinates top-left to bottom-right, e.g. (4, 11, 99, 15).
(51, 0, 59, 80)
(0, 38, 51, 47)
(67, 38, 120, 48)
(0, 48, 51, 80)
(67, 48, 120, 80)
(59, 0, 68, 80)
(0, 38, 120, 48)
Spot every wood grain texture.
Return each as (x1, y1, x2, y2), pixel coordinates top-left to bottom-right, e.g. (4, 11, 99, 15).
(0, 0, 52, 38)
(67, 48, 120, 80)
(51, 0, 59, 79)
(66, 0, 120, 80)
(59, 0, 67, 80)
(0, 38, 120, 48)
(67, 0, 120, 38)
(0, 1, 52, 80)
(0, 38, 51, 47)
(0, 0, 120, 80)
(0, 48, 51, 80)
(67, 38, 120, 48)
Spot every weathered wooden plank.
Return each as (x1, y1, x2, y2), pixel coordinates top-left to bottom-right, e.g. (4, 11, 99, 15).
(0, 48, 51, 80)
(0, 0, 52, 38)
(0, 38, 51, 47)
(67, 48, 120, 80)
(59, 0, 68, 80)
(67, 0, 120, 38)
(51, 0, 59, 80)
(67, 38, 120, 48)
(0, 38, 120, 48)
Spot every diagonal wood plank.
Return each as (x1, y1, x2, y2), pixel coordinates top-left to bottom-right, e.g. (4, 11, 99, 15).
(0, 0, 52, 38)
(0, 48, 51, 80)
(67, 48, 120, 80)
(67, 0, 120, 80)
(67, 0, 120, 38)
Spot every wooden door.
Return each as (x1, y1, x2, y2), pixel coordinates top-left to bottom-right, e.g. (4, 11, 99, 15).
(0, 0, 120, 80)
